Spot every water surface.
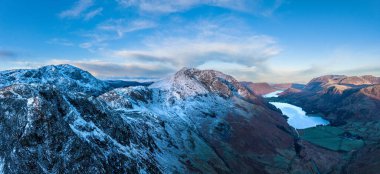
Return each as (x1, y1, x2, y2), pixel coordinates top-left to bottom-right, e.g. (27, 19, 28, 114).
(269, 102, 329, 129)
(262, 90, 283, 98)
(263, 90, 329, 129)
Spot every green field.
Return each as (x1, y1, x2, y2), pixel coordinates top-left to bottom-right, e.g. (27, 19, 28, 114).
(299, 126, 364, 152)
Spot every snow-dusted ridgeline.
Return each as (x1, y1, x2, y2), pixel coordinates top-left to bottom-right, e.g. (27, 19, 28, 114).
(0, 65, 295, 173)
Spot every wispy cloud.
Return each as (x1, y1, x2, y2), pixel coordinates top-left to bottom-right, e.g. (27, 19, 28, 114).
(52, 1, 285, 81)
(97, 19, 156, 37)
(48, 59, 174, 79)
(59, 0, 102, 20)
(117, 0, 203, 13)
(59, 0, 94, 18)
(79, 19, 156, 50)
(116, 0, 283, 16)
(260, 0, 284, 17)
(113, 19, 280, 68)
(84, 7, 103, 20)
(114, 35, 279, 67)
(0, 50, 17, 59)
(255, 48, 380, 83)
(46, 38, 75, 46)
(64, 18, 278, 80)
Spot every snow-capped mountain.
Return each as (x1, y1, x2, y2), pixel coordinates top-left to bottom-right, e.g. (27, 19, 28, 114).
(0, 64, 110, 95)
(0, 65, 297, 173)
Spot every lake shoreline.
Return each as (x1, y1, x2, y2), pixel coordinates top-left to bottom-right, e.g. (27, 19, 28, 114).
(263, 90, 330, 129)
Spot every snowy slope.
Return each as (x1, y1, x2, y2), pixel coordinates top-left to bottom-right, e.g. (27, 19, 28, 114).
(0, 64, 109, 95)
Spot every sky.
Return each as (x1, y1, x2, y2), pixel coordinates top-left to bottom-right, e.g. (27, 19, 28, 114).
(0, 0, 379, 83)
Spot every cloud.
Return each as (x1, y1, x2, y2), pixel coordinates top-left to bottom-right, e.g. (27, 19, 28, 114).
(59, 0, 102, 20)
(46, 38, 75, 46)
(97, 19, 156, 38)
(198, 61, 260, 80)
(0, 50, 16, 59)
(116, 0, 283, 15)
(54, 3, 284, 81)
(53, 17, 280, 80)
(114, 35, 279, 67)
(117, 0, 204, 13)
(112, 19, 280, 68)
(48, 59, 174, 79)
(338, 66, 380, 75)
(59, 0, 94, 18)
(254, 63, 380, 84)
(260, 0, 284, 17)
(79, 19, 156, 50)
(84, 8, 103, 20)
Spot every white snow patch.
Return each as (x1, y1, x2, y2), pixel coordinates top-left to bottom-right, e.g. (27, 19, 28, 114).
(0, 157, 4, 174)
(27, 98, 34, 105)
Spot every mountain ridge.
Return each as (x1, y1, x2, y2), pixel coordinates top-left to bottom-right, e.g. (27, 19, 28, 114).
(0, 64, 298, 173)
(2, 65, 379, 173)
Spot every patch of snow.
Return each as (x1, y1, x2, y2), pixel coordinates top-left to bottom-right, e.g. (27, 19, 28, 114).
(27, 98, 34, 105)
(149, 69, 209, 98)
(0, 157, 4, 174)
(64, 95, 150, 161)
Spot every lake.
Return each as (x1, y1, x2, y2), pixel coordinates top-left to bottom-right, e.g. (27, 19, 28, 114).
(264, 90, 329, 129)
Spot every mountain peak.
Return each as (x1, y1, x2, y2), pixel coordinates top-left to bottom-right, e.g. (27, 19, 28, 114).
(177, 67, 195, 72)
(150, 68, 252, 99)
(41, 64, 77, 69)
(308, 74, 380, 87)
(0, 64, 109, 95)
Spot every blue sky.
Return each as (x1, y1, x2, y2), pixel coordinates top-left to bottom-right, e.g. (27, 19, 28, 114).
(0, 0, 379, 83)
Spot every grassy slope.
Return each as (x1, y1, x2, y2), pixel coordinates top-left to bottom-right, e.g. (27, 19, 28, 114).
(299, 126, 364, 152)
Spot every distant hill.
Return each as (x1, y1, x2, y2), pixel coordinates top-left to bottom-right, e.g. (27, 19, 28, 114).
(278, 75, 380, 123)
(241, 82, 305, 95)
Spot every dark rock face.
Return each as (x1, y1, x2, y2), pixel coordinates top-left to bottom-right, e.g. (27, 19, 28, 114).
(346, 143, 380, 174)
(0, 65, 298, 173)
(0, 84, 162, 173)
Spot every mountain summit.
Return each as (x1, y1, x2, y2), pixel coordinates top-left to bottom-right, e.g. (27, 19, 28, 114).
(151, 67, 252, 99)
(0, 64, 109, 95)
